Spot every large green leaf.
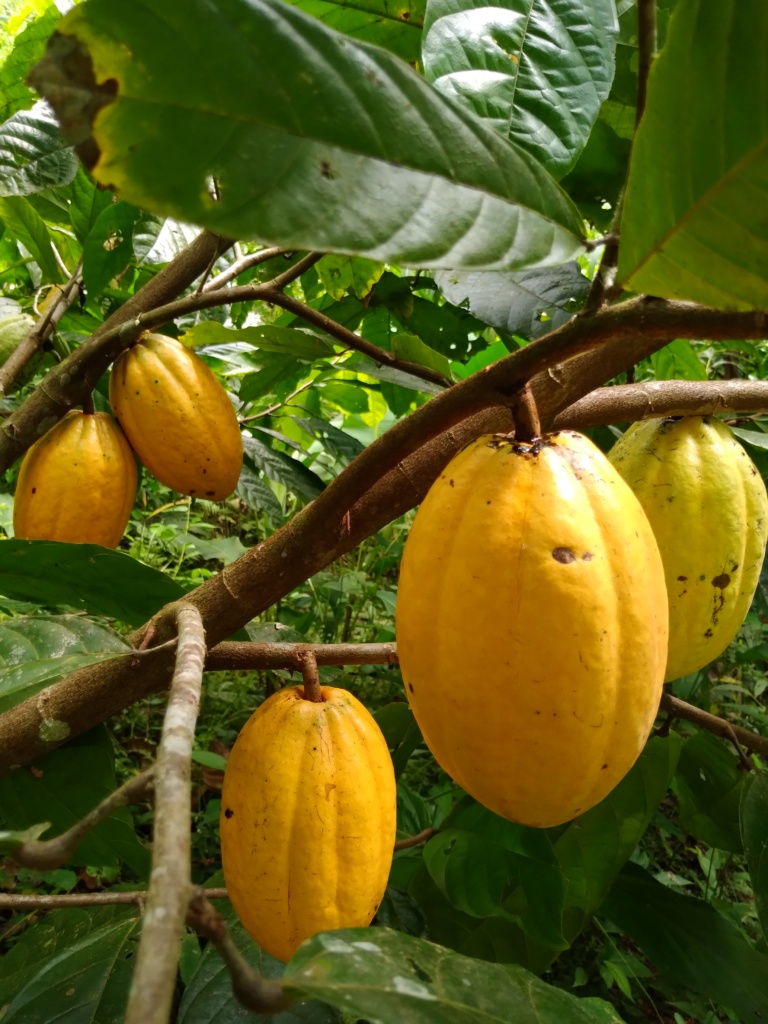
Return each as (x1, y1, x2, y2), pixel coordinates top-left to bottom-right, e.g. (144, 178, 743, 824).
(618, 0, 768, 309)
(0, 5, 60, 120)
(0, 194, 61, 280)
(0, 906, 140, 1024)
(0, 539, 185, 625)
(0, 614, 129, 713)
(422, 0, 618, 179)
(285, 928, 625, 1023)
(182, 322, 334, 361)
(243, 436, 325, 500)
(0, 100, 78, 197)
(673, 729, 744, 852)
(31, 0, 586, 271)
(81, 199, 139, 298)
(740, 770, 768, 944)
(287, 0, 425, 61)
(0, 726, 150, 876)
(178, 898, 342, 1024)
(604, 863, 768, 1024)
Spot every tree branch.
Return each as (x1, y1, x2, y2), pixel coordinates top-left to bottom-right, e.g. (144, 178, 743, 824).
(0, 262, 83, 397)
(202, 247, 294, 291)
(2, 299, 768, 771)
(186, 892, 295, 1015)
(659, 692, 768, 758)
(394, 827, 439, 851)
(1, 769, 153, 871)
(205, 641, 398, 671)
(125, 604, 206, 1024)
(0, 888, 228, 911)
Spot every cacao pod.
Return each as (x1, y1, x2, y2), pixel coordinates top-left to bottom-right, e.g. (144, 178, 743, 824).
(109, 333, 242, 499)
(608, 416, 768, 681)
(13, 411, 137, 547)
(220, 685, 396, 962)
(0, 313, 45, 386)
(395, 431, 668, 828)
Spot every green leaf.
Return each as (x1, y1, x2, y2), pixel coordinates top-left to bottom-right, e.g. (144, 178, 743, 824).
(321, 380, 370, 414)
(0, 101, 77, 198)
(374, 703, 423, 779)
(649, 338, 707, 381)
(674, 730, 744, 852)
(561, 114, 631, 230)
(317, 254, 385, 300)
(285, 927, 625, 1023)
(236, 461, 284, 523)
(424, 830, 520, 919)
(0, 907, 140, 1023)
(69, 166, 113, 242)
(0, 194, 61, 280)
(178, 897, 342, 1024)
(392, 332, 452, 381)
(730, 426, 768, 453)
(181, 321, 334, 360)
(740, 770, 768, 943)
(344, 355, 443, 394)
(243, 436, 325, 500)
(292, 416, 365, 464)
(618, 0, 768, 309)
(0, 540, 186, 625)
(240, 354, 301, 404)
(0, 904, 137, 1008)
(0, 726, 150, 876)
(34, 0, 586, 271)
(286, 0, 425, 61)
(603, 863, 768, 1024)
(422, 0, 618, 179)
(81, 200, 139, 299)
(0, 5, 60, 121)
(436, 262, 587, 341)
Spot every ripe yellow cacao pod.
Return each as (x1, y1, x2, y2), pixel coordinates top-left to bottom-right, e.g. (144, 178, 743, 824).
(109, 333, 242, 499)
(608, 416, 768, 681)
(13, 411, 137, 547)
(220, 685, 396, 962)
(396, 431, 668, 828)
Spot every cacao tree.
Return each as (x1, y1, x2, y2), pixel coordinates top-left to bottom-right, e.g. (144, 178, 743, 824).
(1, 0, 768, 1022)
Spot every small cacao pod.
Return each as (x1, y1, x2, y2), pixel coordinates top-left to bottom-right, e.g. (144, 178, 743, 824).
(13, 411, 137, 547)
(608, 415, 768, 681)
(109, 333, 242, 499)
(220, 685, 396, 962)
(396, 431, 668, 828)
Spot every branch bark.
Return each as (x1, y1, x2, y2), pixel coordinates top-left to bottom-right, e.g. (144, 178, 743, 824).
(202, 247, 294, 291)
(125, 604, 206, 1024)
(2, 300, 768, 771)
(659, 692, 768, 758)
(205, 641, 398, 671)
(0, 888, 228, 911)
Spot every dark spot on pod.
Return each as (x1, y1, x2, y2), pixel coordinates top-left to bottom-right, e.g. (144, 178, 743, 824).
(582, 552, 593, 561)
(552, 547, 576, 563)
(408, 683, 414, 693)
(206, 490, 215, 496)
(712, 573, 730, 589)
(487, 500, 492, 505)
(602, 764, 608, 770)
(731, 563, 739, 572)
(31, 487, 36, 494)
(699, 574, 706, 581)
(224, 808, 234, 819)
(449, 479, 454, 487)
(704, 628, 713, 638)
(677, 575, 688, 582)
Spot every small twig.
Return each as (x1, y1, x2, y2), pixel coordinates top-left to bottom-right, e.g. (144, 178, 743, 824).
(202, 247, 294, 291)
(299, 650, 323, 703)
(659, 692, 768, 758)
(511, 382, 541, 442)
(186, 892, 295, 1014)
(0, 888, 228, 911)
(394, 827, 439, 852)
(2, 769, 153, 872)
(0, 261, 82, 396)
(206, 640, 398, 671)
(584, 233, 619, 252)
(80, 391, 95, 415)
(195, 249, 221, 295)
(125, 604, 207, 1024)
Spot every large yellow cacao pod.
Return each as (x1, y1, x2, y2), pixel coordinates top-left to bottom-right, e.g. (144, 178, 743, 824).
(13, 411, 137, 547)
(109, 333, 242, 499)
(608, 416, 768, 682)
(395, 431, 668, 828)
(220, 685, 396, 963)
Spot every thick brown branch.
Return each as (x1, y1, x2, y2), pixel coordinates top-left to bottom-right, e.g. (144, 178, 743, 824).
(0, 888, 228, 911)
(0, 231, 232, 471)
(266, 289, 453, 389)
(125, 605, 206, 1024)
(553, 379, 768, 429)
(3, 299, 768, 771)
(0, 264, 83, 396)
(206, 641, 398, 671)
(2, 769, 153, 871)
(186, 892, 295, 1015)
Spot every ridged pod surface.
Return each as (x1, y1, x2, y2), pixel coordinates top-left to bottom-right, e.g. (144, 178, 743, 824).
(109, 333, 242, 499)
(220, 686, 396, 963)
(396, 431, 668, 828)
(608, 416, 768, 682)
(13, 411, 137, 547)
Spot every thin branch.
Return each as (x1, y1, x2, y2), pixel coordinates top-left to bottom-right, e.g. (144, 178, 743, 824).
(4, 299, 768, 770)
(394, 827, 439, 851)
(186, 892, 295, 1015)
(0, 889, 229, 911)
(2, 769, 153, 871)
(125, 605, 207, 1024)
(0, 262, 82, 396)
(202, 247, 294, 291)
(206, 641, 398, 671)
(265, 289, 452, 390)
(659, 692, 768, 758)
